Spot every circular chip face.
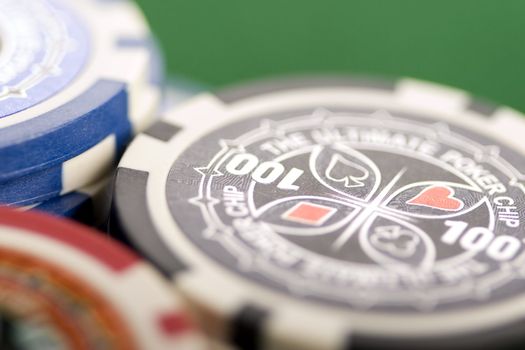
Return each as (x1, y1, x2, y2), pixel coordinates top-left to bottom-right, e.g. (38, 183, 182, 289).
(112, 76, 525, 349)
(0, 207, 206, 350)
(0, 0, 88, 119)
(0, 0, 159, 182)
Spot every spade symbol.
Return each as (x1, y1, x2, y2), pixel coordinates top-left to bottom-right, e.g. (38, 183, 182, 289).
(325, 154, 370, 188)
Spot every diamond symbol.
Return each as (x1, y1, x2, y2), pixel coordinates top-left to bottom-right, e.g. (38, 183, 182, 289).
(282, 202, 336, 226)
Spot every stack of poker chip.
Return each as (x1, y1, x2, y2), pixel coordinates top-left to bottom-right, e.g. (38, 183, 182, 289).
(0, 0, 163, 224)
(4, 1, 525, 349)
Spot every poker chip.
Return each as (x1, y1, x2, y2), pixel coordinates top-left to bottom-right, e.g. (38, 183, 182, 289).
(111, 76, 525, 349)
(22, 175, 112, 226)
(0, 0, 159, 183)
(0, 207, 207, 349)
(0, 82, 159, 206)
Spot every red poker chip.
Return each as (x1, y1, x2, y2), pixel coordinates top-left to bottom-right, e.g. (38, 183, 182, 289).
(0, 207, 206, 350)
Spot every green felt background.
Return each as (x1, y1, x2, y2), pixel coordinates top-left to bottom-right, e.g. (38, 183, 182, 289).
(136, 0, 525, 110)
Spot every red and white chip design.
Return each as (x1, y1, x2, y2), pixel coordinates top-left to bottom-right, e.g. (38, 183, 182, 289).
(0, 207, 207, 350)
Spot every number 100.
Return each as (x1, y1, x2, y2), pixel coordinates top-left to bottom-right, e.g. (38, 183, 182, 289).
(441, 221, 521, 261)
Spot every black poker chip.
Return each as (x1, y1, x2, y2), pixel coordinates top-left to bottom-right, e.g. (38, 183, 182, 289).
(111, 76, 525, 350)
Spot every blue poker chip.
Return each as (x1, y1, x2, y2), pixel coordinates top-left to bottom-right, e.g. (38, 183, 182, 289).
(0, 81, 160, 206)
(0, 0, 160, 182)
(23, 175, 112, 226)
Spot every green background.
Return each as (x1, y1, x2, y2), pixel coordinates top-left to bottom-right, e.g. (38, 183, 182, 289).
(135, 0, 525, 111)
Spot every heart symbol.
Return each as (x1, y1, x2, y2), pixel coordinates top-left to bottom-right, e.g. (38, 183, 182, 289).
(407, 185, 464, 211)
